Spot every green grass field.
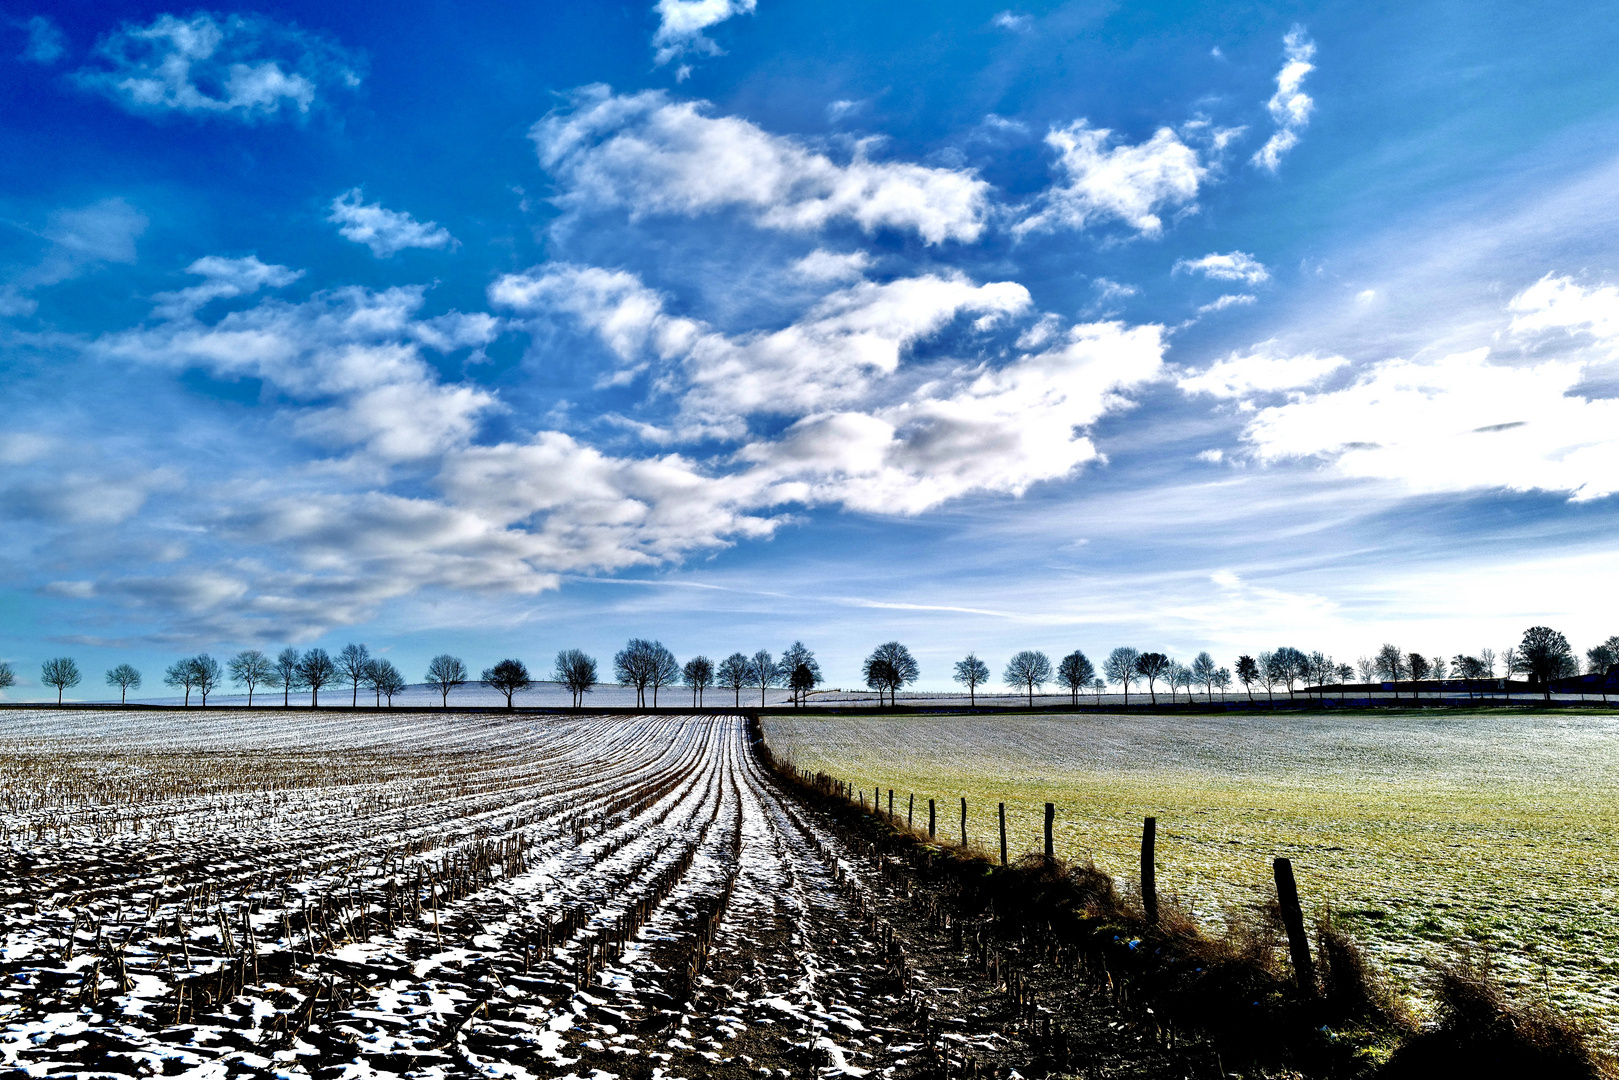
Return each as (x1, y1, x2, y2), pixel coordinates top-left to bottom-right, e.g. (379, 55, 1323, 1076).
(762, 709, 1619, 1043)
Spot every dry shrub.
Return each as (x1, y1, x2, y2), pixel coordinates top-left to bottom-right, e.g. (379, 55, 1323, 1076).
(1318, 915, 1409, 1029)
(1378, 956, 1614, 1080)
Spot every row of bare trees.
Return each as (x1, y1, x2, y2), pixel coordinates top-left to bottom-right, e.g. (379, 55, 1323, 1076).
(10, 625, 1614, 708)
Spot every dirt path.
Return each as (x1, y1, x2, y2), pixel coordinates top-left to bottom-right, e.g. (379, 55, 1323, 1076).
(0, 711, 1205, 1078)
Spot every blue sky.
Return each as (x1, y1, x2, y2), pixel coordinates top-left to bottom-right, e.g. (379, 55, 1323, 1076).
(4, 0, 1619, 695)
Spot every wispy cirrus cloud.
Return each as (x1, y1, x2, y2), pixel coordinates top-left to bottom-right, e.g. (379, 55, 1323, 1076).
(20, 15, 66, 64)
(73, 12, 361, 122)
(1252, 26, 1316, 172)
(327, 189, 456, 257)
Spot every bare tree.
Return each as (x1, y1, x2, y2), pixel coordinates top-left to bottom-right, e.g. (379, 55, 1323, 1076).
(953, 653, 990, 706)
(1500, 646, 1519, 702)
(1355, 656, 1377, 685)
(482, 659, 532, 708)
(366, 659, 406, 706)
(1191, 651, 1217, 700)
(614, 639, 658, 707)
(106, 663, 142, 705)
(718, 652, 749, 707)
(1056, 650, 1094, 706)
(40, 657, 80, 704)
(1270, 647, 1308, 699)
(0, 661, 13, 694)
(748, 649, 780, 707)
(1519, 626, 1574, 700)
(192, 654, 223, 705)
(1406, 652, 1430, 702)
(1091, 677, 1107, 704)
(780, 642, 821, 707)
(1334, 662, 1354, 701)
(424, 654, 467, 708)
(1257, 651, 1281, 702)
(1235, 655, 1258, 700)
(1004, 650, 1052, 707)
(1168, 661, 1193, 703)
(788, 661, 821, 705)
(274, 647, 303, 707)
(1134, 651, 1171, 705)
(338, 643, 372, 707)
(1374, 644, 1407, 702)
(299, 648, 338, 707)
(683, 655, 714, 707)
(227, 650, 272, 706)
(1214, 667, 1233, 700)
(1104, 647, 1140, 705)
(1588, 636, 1619, 702)
(1306, 651, 1333, 700)
(164, 658, 198, 706)
(648, 643, 679, 707)
(863, 642, 918, 706)
(554, 649, 598, 707)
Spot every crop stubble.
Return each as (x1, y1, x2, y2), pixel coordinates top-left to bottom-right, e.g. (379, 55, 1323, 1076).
(0, 709, 1191, 1078)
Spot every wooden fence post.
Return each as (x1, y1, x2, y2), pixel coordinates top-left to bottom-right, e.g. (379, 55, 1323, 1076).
(998, 802, 1008, 866)
(908, 793, 914, 828)
(1273, 857, 1314, 992)
(889, 789, 894, 818)
(960, 797, 968, 847)
(1044, 802, 1055, 859)
(928, 798, 936, 839)
(1141, 816, 1158, 926)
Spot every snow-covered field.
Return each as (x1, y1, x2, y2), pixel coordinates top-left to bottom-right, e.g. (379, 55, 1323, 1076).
(0, 708, 1161, 1079)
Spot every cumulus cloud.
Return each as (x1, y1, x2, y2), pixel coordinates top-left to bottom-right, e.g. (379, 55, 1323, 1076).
(532, 85, 992, 244)
(327, 189, 457, 257)
(1507, 274, 1619, 342)
(151, 255, 304, 319)
(493, 263, 1032, 430)
(102, 281, 499, 465)
(1016, 120, 1205, 236)
(1178, 344, 1347, 398)
(1252, 26, 1315, 172)
(992, 11, 1031, 30)
(74, 12, 360, 122)
(740, 320, 1165, 514)
(21, 15, 66, 63)
(1243, 348, 1619, 501)
(1174, 250, 1270, 284)
(651, 0, 757, 66)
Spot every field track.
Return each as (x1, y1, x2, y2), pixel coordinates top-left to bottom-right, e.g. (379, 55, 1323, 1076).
(0, 710, 1188, 1079)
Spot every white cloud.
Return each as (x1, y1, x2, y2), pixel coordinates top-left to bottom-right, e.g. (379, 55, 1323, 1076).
(1196, 448, 1224, 463)
(532, 86, 992, 244)
(826, 99, 863, 123)
(792, 248, 872, 282)
(21, 15, 65, 64)
(1092, 277, 1139, 303)
(1016, 120, 1205, 236)
(151, 255, 304, 319)
(1507, 274, 1619, 342)
(1196, 293, 1256, 314)
(494, 263, 1032, 430)
(1178, 345, 1347, 398)
(651, 0, 756, 66)
(1174, 250, 1270, 284)
(1243, 348, 1619, 501)
(102, 281, 499, 465)
(740, 320, 1165, 514)
(327, 189, 456, 257)
(74, 12, 359, 122)
(992, 11, 1031, 30)
(1252, 26, 1316, 172)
